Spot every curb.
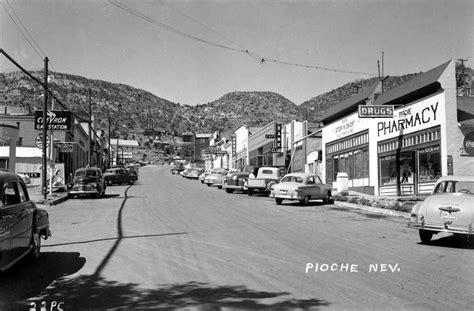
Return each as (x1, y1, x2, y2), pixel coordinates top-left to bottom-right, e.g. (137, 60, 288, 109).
(334, 201, 410, 219)
(35, 194, 70, 206)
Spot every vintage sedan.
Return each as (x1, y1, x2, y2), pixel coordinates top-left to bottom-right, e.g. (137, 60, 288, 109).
(69, 167, 106, 198)
(0, 172, 51, 271)
(270, 173, 333, 205)
(186, 168, 205, 180)
(204, 168, 228, 187)
(104, 167, 137, 185)
(408, 175, 474, 244)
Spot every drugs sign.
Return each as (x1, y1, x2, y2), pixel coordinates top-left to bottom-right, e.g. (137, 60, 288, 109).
(358, 105, 394, 118)
(34, 110, 71, 130)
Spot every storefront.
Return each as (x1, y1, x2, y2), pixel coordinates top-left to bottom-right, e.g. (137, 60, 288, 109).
(322, 60, 474, 196)
(248, 121, 277, 167)
(232, 125, 250, 169)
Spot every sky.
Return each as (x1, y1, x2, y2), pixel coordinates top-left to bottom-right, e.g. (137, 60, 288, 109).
(1, 0, 473, 106)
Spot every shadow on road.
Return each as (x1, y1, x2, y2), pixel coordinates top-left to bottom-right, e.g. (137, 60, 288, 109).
(25, 279, 330, 310)
(0, 252, 85, 306)
(421, 235, 474, 249)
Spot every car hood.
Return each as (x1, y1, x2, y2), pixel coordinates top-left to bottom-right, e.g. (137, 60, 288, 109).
(228, 172, 250, 178)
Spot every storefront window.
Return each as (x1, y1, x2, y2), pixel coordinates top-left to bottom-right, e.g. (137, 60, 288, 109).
(333, 155, 339, 181)
(380, 155, 397, 186)
(354, 150, 363, 178)
(418, 146, 441, 182)
(363, 149, 369, 177)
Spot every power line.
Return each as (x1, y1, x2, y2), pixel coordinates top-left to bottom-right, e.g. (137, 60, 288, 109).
(108, 0, 374, 76)
(1, 1, 43, 59)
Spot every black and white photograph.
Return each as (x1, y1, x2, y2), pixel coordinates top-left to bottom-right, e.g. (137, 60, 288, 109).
(1, 0, 473, 310)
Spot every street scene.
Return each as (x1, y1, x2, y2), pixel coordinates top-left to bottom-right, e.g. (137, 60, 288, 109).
(1, 165, 474, 310)
(1, 1, 474, 310)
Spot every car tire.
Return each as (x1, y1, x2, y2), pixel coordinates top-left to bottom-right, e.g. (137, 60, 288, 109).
(226, 189, 234, 193)
(323, 192, 334, 204)
(217, 185, 222, 189)
(300, 195, 310, 206)
(275, 198, 283, 205)
(419, 230, 433, 244)
(247, 189, 253, 196)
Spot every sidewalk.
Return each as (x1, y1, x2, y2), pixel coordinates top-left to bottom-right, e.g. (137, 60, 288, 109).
(333, 200, 410, 219)
(28, 185, 70, 206)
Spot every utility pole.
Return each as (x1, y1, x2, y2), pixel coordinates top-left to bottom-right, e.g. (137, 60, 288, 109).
(108, 111, 111, 169)
(88, 88, 92, 167)
(42, 57, 49, 200)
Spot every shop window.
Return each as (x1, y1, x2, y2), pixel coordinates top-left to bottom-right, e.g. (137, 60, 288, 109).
(418, 146, 441, 182)
(363, 149, 369, 177)
(380, 155, 397, 186)
(333, 155, 339, 181)
(354, 150, 363, 178)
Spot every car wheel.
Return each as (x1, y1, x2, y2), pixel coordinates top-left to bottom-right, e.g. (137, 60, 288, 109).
(28, 232, 41, 261)
(207, 183, 211, 187)
(323, 192, 334, 204)
(275, 198, 283, 205)
(247, 189, 253, 196)
(300, 195, 310, 206)
(217, 185, 222, 189)
(226, 189, 234, 193)
(419, 230, 433, 244)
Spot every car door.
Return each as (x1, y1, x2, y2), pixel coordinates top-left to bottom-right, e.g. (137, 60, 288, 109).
(0, 180, 14, 268)
(3, 180, 34, 260)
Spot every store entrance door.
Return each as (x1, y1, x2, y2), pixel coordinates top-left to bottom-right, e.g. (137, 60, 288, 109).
(398, 151, 415, 195)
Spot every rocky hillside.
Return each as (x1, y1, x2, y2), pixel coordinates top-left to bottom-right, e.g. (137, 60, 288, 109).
(2, 64, 470, 137)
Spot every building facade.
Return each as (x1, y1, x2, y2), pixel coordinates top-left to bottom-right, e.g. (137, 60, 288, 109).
(322, 60, 474, 196)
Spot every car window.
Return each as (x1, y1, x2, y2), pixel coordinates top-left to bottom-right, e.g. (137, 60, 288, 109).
(434, 181, 446, 193)
(281, 176, 304, 183)
(261, 169, 273, 175)
(17, 181, 28, 202)
(2, 181, 21, 206)
(455, 181, 474, 194)
(307, 177, 315, 184)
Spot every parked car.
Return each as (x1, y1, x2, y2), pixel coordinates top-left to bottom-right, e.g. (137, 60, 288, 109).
(204, 168, 228, 187)
(214, 169, 236, 189)
(0, 172, 51, 272)
(170, 166, 184, 175)
(180, 168, 192, 178)
(186, 168, 205, 180)
(246, 166, 282, 196)
(69, 167, 106, 198)
(104, 167, 138, 185)
(199, 170, 212, 183)
(408, 175, 474, 244)
(224, 165, 257, 193)
(270, 173, 333, 205)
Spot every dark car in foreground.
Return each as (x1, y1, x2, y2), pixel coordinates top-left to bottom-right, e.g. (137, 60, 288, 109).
(104, 167, 138, 185)
(69, 167, 106, 198)
(0, 172, 51, 271)
(409, 175, 474, 244)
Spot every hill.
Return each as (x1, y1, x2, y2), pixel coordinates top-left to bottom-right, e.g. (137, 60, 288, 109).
(4, 67, 469, 137)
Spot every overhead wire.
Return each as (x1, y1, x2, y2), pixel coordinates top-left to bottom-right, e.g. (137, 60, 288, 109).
(109, 0, 374, 76)
(1, 0, 58, 71)
(1, 1, 43, 59)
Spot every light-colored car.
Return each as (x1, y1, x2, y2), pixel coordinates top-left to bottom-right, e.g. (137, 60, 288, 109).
(214, 169, 236, 189)
(186, 168, 204, 180)
(0, 172, 51, 271)
(408, 175, 474, 244)
(270, 173, 333, 205)
(204, 168, 228, 187)
(199, 170, 212, 183)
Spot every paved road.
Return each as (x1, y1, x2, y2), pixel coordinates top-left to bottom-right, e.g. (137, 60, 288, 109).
(1, 165, 473, 310)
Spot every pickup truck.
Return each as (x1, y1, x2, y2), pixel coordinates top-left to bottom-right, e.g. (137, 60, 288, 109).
(246, 167, 282, 196)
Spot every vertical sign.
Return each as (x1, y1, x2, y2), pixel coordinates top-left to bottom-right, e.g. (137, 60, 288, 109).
(275, 123, 282, 148)
(232, 136, 236, 157)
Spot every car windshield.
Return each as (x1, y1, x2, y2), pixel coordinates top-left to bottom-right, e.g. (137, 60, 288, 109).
(281, 176, 304, 183)
(75, 170, 98, 177)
